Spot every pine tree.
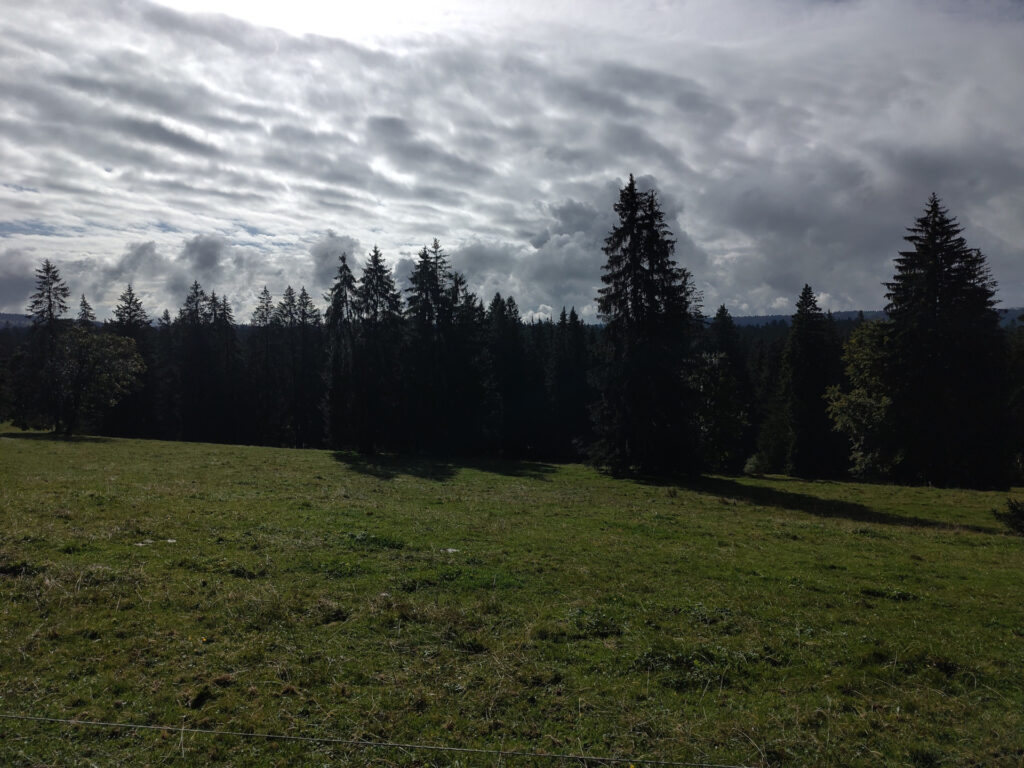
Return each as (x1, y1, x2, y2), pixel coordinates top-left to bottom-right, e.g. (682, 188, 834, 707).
(324, 254, 358, 449)
(77, 295, 96, 329)
(294, 287, 324, 447)
(484, 293, 528, 454)
(881, 194, 1007, 486)
(356, 247, 402, 323)
(252, 287, 274, 328)
(12, 260, 73, 429)
(443, 271, 488, 453)
(27, 259, 70, 330)
(547, 307, 593, 459)
(591, 175, 701, 473)
(778, 286, 844, 477)
(404, 244, 445, 450)
(698, 305, 754, 472)
(354, 247, 403, 453)
(246, 287, 278, 445)
(103, 285, 155, 437)
(111, 285, 150, 336)
(273, 287, 298, 328)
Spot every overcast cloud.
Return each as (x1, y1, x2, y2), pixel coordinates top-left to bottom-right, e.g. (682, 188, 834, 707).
(1, 0, 1023, 320)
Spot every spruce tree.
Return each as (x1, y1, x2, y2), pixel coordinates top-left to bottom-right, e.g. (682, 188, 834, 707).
(547, 307, 593, 460)
(27, 259, 70, 330)
(247, 287, 278, 445)
(591, 175, 701, 473)
(111, 284, 149, 336)
(294, 287, 324, 447)
(698, 305, 754, 473)
(324, 254, 358, 448)
(778, 285, 844, 477)
(77, 295, 96, 328)
(354, 247, 403, 453)
(13, 260, 72, 429)
(882, 194, 1007, 486)
(404, 240, 454, 451)
(103, 285, 155, 437)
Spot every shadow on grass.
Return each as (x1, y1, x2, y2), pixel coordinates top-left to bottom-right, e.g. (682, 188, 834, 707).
(332, 451, 557, 482)
(0, 429, 111, 444)
(684, 475, 1000, 534)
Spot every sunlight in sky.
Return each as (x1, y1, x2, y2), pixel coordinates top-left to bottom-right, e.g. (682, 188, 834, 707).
(151, 0, 507, 42)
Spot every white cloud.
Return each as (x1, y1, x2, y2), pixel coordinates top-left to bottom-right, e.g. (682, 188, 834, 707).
(1, 0, 1023, 319)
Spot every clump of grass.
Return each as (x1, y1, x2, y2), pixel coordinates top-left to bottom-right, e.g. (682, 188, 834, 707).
(994, 497, 1024, 535)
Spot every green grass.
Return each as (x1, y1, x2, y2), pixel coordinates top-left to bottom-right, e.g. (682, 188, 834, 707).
(1, 427, 1022, 767)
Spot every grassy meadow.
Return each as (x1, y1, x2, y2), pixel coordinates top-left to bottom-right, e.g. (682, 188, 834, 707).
(0, 426, 1022, 766)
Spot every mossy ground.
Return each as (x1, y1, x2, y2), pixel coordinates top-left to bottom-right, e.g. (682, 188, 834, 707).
(1, 427, 1022, 766)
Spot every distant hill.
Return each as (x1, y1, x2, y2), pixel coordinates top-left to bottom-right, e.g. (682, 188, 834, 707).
(733, 308, 1023, 328)
(0, 313, 31, 328)
(732, 310, 885, 327)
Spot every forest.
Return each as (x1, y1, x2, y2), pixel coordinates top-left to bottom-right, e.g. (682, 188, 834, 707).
(2, 178, 1023, 489)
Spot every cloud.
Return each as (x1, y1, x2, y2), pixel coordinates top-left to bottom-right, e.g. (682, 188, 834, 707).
(0, 248, 37, 314)
(1, 0, 1023, 320)
(309, 230, 360, 291)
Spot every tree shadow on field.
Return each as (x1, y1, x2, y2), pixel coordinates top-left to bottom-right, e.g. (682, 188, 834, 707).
(332, 451, 556, 483)
(0, 429, 111, 444)
(681, 475, 999, 534)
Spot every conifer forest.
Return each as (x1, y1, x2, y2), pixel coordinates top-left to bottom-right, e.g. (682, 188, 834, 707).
(2, 178, 1023, 490)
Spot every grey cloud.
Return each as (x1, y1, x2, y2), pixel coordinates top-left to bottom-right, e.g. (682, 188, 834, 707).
(2, 0, 1024, 319)
(366, 115, 495, 186)
(310, 230, 360, 290)
(110, 116, 220, 157)
(180, 234, 229, 282)
(0, 248, 37, 314)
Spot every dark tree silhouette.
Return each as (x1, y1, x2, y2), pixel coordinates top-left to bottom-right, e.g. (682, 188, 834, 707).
(404, 239, 452, 452)
(591, 175, 702, 473)
(881, 194, 1007, 486)
(27, 259, 70, 330)
(49, 328, 145, 435)
(777, 285, 844, 477)
(547, 307, 593, 459)
(12, 260, 72, 429)
(698, 305, 755, 473)
(324, 254, 358, 449)
(77, 295, 96, 328)
(354, 247, 404, 453)
(103, 284, 154, 437)
(484, 293, 529, 454)
(110, 284, 149, 336)
(246, 286, 279, 445)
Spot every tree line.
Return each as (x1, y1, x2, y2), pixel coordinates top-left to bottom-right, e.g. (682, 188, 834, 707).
(1, 180, 1022, 488)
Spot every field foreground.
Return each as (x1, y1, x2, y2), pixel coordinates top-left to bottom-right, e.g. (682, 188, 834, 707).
(1, 429, 1022, 767)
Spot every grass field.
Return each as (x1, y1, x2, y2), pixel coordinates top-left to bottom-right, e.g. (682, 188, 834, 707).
(1, 427, 1022, 767)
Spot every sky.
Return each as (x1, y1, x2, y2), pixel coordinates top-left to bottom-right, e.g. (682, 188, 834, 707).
(1, 0, 1023, 321)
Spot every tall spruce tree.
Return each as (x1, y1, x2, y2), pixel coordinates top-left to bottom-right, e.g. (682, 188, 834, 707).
(698, 305, 755, 473)
(484, 293, 528, 454)
(547, 307, 593, 460)
(12, 260, 72, 429)
(404, 240, 453, 451)
(294, 287, 324, 447)
(27, 259, 70, 331)
(103, 284, 154, 437)
(354, 247, 403, 453)
(324, 254, 358, 449)
(77, 295, 96, 328)
(246, 287, 279, 444)
(778, 285, 844, 477)
(591, 175, 701, 473)
(881, 194, 1007, 487)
